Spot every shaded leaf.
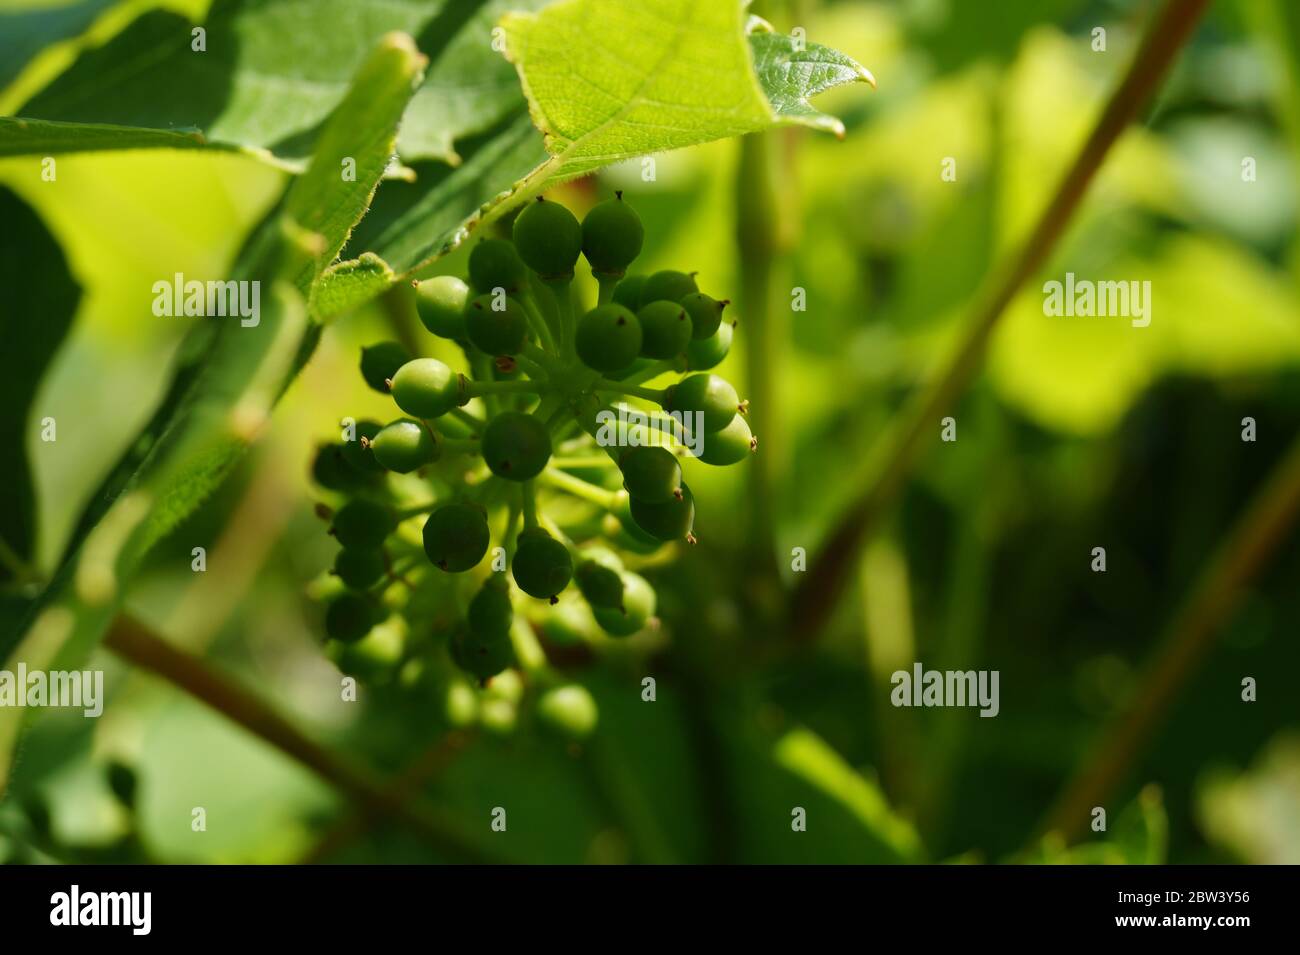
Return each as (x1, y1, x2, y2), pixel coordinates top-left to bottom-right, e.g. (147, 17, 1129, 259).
(0, 187, 79, 582)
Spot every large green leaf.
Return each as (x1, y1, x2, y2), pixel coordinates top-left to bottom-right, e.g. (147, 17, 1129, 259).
(356, 0, 874, 278)
(0, 33, 426, 792)
(0, 0, 118, 93)
(0, 187, 80, 584)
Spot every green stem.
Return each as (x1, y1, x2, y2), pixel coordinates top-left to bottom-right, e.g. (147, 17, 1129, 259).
(595, 380, 665, 403)
(448, 407, 484, 433)
(618, 358, 683, 386)
(550, 455, 618, 469)
(462, 378, 543, 398)
(595, 272, 620, 306)
(544, 276, 576, 359)
(522, 342, 563, 376)
(540, 468, 618, 509)
(521, 480, 539, 529)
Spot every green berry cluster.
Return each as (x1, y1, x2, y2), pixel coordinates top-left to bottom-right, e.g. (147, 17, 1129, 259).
(309, 192, 753, 703)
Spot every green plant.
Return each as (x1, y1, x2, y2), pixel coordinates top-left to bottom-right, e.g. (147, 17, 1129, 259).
(314, 196, 751, 689)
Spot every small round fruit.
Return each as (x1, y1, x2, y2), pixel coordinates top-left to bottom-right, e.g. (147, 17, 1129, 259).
(313, 443, 368, 490)
(468, 578, 513, 637)
(575, 304, 642, 372)
(629, 483, 695, 542)
(608, 495, 664, 554)
(665, 373, 739, 433)
(575, 550, 625, 609)
(370, 418, 437, 473)
(537, 685, 599, 739)
(593, 572, 656, 637)
(696, 412, 756, 466)
(422, 503, 490, 572)
(334, 548, 386, 590)
(619, 445, 682, 502)
(468, 238, 528, 294)
(466, 293, 528, 356)
(637, 300, 692, 359)
(512, 527, 573, 599)
(342, 419, 384, 473)
(360, 341, 410, 393)
(638, 269, 698, 307)
(612, 275, 646, 310)
(415, 275, 470, 338)
(582, 192, 643, 275)
(481, 411, 551, 481)
(452, 626, 514, 680)
(331, 498, 394, 549)
(686, 320, 733, 371)
(325, 593, 377, 643)
(681, 292, 727, 340)
(512, 198, 582, 278)
(390, 358, 461, 418)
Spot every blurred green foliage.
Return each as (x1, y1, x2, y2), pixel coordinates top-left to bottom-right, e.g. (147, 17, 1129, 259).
(2, 0, 1298, 864)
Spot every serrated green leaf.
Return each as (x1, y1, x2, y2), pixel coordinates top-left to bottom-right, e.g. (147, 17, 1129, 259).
(355, 1, 873, 282)
(312, 252, 397, 319)
(0, 187, 80, 584)
(0, 114, 288, 163)
(748, 32, 875, 137)
(500, 0, 771, 184)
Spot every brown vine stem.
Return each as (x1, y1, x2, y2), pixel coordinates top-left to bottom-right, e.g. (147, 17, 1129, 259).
(1042, 434, 1300, 840)
(788, 0, 1212, 643)
(104, 615, 501, 864)
(297, 728, 477, 864)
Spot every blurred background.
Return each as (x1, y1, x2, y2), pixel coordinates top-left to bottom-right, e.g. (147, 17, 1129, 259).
(1, 0, 1298, 864)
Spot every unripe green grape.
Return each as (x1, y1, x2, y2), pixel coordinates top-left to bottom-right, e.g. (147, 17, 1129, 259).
(452, 625, 515, 680)
(629, 482, 695, 542)
(334, 547, 386, 590)
(325, 592, 378, 643)
(593, 572, 656, 637)
(468, 238, 528, 294)
(637, 300, 692, 359)
(481, 411, 552, 481)
(681, 291, 727, 341)
(390, 357, 461, 418)
(468, 577, 514, 637)
(666, 373, 739, 433)
(581, 192, 643, 275)
(618, 445, 682, 502)
(512, 198, 582, 278)
(370, 418, 438, 473)
(576, 303, 642, 372)
(512, 527, 573, 599)
(612, 274, 646, 310)
(415, 275, 470, 338)
(606, 496, 664, 555)
(313, 443, 369, 491)
(422, 502, 490, 572)
(342, 419, 384, 473)
(540, 600, 595, 646)
(537, 684, 599, 739)
(638, 269, 698, 307)
(685, 320, 733, 371)
(331, 498, 394, 549)
(466, 293, 529, 356)
(696, 411, 756, 466)
(575, 548, 625, 609)
(360, 341, 411, 393)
